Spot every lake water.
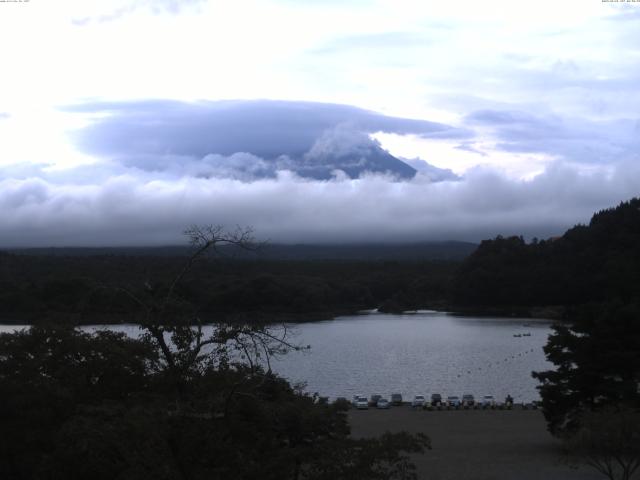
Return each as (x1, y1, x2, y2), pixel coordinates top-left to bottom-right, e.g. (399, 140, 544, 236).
(0, 311, 553, 403)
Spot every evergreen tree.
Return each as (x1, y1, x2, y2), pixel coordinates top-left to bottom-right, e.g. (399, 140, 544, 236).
(533, 302, 640, 435)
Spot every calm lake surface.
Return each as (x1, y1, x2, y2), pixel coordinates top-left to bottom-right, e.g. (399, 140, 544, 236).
(0, 311, 553, 402)
(272, 311, 552, 402)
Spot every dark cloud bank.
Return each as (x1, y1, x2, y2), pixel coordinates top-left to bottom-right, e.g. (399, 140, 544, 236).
(1, 99, 639, 247)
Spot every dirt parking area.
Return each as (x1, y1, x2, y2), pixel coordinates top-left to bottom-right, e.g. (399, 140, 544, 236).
(348, 407, 601, 480)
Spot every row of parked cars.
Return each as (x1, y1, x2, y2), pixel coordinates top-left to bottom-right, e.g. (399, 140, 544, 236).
(350, 393, 403, 409)
(351, 393, 504, 409)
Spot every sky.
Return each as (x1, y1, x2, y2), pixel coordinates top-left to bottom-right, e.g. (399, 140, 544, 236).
(0, 0, 639, 246)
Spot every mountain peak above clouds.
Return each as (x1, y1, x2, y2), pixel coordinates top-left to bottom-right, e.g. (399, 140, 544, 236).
(66, 99, 466, 181)
(296, 124, 416, 179)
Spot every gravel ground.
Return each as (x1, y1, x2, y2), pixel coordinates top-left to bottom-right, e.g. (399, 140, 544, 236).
(348, 406, 602, 480)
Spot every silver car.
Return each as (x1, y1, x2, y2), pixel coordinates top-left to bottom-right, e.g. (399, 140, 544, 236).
(412, 395, 426, 408)
(377, 398, 390, 409)
(355, 396, 369, 409)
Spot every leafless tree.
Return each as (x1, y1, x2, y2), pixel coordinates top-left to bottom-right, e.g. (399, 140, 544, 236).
(114, 225, 302, 400)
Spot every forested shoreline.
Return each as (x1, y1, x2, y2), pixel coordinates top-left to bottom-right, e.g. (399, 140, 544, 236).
(450, 198, 640, 320)
(2, 198, 639, 325)
(0, 253, 456, 325)
(2, 199, 639, 479)
(0, 226, 433, 480)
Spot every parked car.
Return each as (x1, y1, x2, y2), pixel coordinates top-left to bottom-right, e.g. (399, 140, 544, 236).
(446, 395, 461, 407)
(352, 395, 365, 407)
(391, 393, 403, 406)
(355, 396, 369, 409)
(430, 393, 442, 406)
(377, 398, 390, 409)
(481, 395, 495, 408)
(462, 394, 475, 407)
(370, 394, 382, 406)
(412, 395, 426, 408)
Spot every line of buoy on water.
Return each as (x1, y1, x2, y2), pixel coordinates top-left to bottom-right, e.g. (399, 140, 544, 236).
(451, 346, 542, 379)
(415, 401, 540, 412)
(340, 396, 541, 411)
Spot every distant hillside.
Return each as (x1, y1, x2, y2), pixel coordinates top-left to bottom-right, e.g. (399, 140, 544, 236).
(10, 241, 477, 262)
(248, 242, 476, 261)
(451, 197, 640, 310)
(0, 250, 459, 324)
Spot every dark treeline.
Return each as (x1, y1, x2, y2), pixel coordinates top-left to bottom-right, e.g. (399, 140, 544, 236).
(1, 199, 639, 478)
(451, 197, 640, 312)
(517, 199, 640, 448)
(3, 199, 640, 325)
(0, 253, 457, 324)
(0, 320, 430, 479)
(448, 197, 640, 446)
(0, 228, 432, 480)
(9, 241, 476, 261)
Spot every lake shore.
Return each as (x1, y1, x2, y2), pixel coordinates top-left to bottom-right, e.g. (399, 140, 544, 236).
(444, 305, 565, 321)
(0, 304, 566, 327)
(348, 407, 599, 480)
(0, 309, 359, 327)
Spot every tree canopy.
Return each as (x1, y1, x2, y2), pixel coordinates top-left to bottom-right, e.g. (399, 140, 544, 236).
(532, 301, 640, 435)
(0, 226, 431, 479)
(452, 197, 640, 311)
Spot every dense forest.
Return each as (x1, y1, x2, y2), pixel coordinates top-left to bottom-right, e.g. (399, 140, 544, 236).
(9, 241, 476, 262)
(522, 199, 640, 448)
(2, 198, 640, 324)
(451, 197, 640, 314)
(0, 250, 456, 325)
(2, 199, 639, 478)
(0, 228, 432, 480)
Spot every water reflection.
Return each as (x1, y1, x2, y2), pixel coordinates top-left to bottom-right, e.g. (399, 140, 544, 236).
(272, 312, 552, 402)
(0, 311, 552, 402)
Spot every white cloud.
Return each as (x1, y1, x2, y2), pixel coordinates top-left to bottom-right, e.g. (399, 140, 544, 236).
(305, 125, 376, 163)
(0, 1, 638, 246)
(0, 159, 638, 247)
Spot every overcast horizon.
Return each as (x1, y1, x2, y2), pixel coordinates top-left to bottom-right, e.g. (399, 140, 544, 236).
(1, 0, 639, 247)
